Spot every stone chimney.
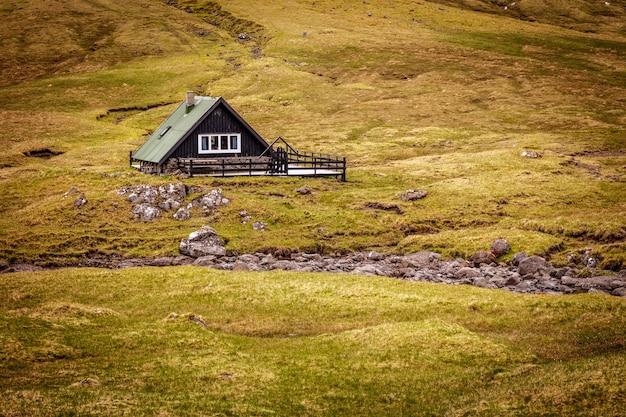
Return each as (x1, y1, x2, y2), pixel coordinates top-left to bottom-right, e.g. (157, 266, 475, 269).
(186, 91, 195, 107)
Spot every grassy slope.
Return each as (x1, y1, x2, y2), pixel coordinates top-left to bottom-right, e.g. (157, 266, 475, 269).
(1, 267, 625, 416)
(1, 2, 625, 414)
(0, 0, 624, 267)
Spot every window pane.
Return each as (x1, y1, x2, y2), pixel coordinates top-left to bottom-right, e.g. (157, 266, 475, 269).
(210, 136, 218, 150)
(230, 135, 238, 150)
(221, 135, 229, 150)
(201, 136, 209, 150)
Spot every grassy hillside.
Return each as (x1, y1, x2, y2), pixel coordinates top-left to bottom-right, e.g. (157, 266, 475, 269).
(0, 0, 624, 267)
(1, 267, 625, 416)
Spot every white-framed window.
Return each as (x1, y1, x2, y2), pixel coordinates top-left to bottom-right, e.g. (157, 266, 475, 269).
(198, 133, 241, 154)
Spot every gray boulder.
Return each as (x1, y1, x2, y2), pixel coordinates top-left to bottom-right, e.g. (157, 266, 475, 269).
(132, 203, 160, 221)
(401, 189, 428, 201)
(517, 255, 549, 276)
(158, 183, 186, 203)
(612, 287, 626, 297)
(173, 207, 191, 221)
(455, 267, 481, 279)
(470, 251, 496, 266)
(192, 189, 230, 210)
(252, 221, 267, 231)
(180, 226, 226, 258)
(404, 251, 439, 268)
(125, 185, 159, 204)
(296, 185, 313, 195)
(490, 239, 511, 257)
(511, 252, 528, 266)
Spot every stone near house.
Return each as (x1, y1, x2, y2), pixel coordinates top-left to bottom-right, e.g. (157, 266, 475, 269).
(125, 184, 159, 204)
(490, 238, 511, 257)
(132, 203, 160, 221)
(470, 251, 496, 266)
(517, 255, 549, 276)
(180, 226, 226, 258)
(173, 207, 191, 221)
(158, 199, 181, 211)
(192, 189, 230, 210)
(401, 189, 428, 201)
(158, 183, 186, 204)
(296, 185, 313, 195)
(252, 221, 267, 231)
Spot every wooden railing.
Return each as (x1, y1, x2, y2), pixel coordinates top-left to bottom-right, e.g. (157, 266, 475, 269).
(177, 157, 274, 177)
(283, 149, 347, 181)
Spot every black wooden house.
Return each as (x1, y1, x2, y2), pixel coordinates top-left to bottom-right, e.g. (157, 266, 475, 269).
(131, 93, 346, 180)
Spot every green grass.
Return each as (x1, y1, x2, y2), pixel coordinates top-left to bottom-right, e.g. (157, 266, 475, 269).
(1, 267, 625, 416)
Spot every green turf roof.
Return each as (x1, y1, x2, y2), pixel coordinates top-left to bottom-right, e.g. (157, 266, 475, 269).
(132, 96, 219, 164)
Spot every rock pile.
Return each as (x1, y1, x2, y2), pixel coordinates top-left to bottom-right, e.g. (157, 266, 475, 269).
(117, 184, 229, 221)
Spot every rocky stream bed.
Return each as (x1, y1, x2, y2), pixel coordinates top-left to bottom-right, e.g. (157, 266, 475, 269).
(3, 184, 624, 298)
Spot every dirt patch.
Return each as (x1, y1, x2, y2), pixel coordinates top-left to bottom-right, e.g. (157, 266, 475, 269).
(363, 202, 404, 214)
(22, 148, 64, 159)
(577, 151, 626, 157)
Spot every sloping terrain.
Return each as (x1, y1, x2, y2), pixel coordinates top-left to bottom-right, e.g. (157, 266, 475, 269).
(1, 267, 624, 416)
(0, 0, 624, 267)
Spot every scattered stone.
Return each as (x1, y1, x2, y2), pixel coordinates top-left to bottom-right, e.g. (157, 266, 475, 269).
(511, 252, 528, 266)
(73, 194, 88, 208)
(252, 221, 267, 231)
(490, 239, 511, 258)
(517, 255, 549, 276)
(124, 185, 159, 204)
(193, 255, 217, 266)
(401, 189, 428, 201)
(180, 226, 226, 258)
(582, 250, 598, 268)
(455, 267, 481, 279)
(612, 287, 626, 297)
(159, 183, 186, 204)
(296, 185, 313, 195)
(521, 150, 541, 158)
(403, 251, 439, 268)
(232, 260, 250, 271)
(473, 277, 495, 288)
(470, 251, 496, 266)
(173, 207, 191, 221)
(63, 186, 80, 199)
(132, 203, 160, 221)
(367, 251, 385, 261)
(192, 189, 230, 210)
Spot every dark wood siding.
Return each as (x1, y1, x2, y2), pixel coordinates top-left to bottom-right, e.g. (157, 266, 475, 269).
(170, 102, 268, 159)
